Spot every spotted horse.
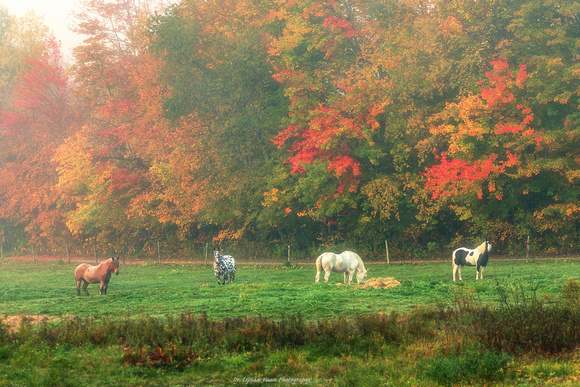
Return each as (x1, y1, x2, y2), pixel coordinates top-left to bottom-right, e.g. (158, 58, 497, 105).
(452, 240, 492, 281)
(213, 248, 236, 285)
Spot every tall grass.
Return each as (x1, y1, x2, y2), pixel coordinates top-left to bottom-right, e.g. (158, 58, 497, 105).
(473, 278, 580, 355)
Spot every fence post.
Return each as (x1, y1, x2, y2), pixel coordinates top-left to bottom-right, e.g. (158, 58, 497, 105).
(205, 243, 208, 265)
(94, 246, 98, 265)
(32, 246, 35, 261)
(66, 243, 70, 262)
(526, 235, 530, 260)
(385, 240, 390, 264)
(157, 240, 161, 263)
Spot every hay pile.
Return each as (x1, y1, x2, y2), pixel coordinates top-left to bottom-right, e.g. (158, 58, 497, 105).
(360, 277, 401, 290)
(1, 314, 62, 333)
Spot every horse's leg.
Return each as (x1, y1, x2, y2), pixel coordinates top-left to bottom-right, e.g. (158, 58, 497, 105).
(82, 280, 89, 295)
(324, 270, 331, 282)
(231, 272, 235, 284)
(315, 270, 321, 283)
(452, 263, 456, 282)
(76, 280, 81, 295)
(346, 271, 354, 284)
(458, 265, 463, 281)
(478, 266, 485, 280)
(344, 272, 348, 284)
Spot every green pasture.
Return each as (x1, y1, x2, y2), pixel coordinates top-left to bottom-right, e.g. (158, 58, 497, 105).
(0, 258, 579, 386)
(0, 258, 578, 320)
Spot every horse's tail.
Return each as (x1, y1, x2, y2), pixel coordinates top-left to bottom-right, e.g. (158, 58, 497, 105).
(315, 255, 323, 273)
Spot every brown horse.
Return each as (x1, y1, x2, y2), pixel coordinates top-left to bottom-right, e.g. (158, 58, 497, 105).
(75, 257, 120, 295)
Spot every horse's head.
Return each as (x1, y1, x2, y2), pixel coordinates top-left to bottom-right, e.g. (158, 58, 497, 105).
(111, 257, 120, 275)
(357, 269, 368, 284)
(213, 248, 221, 261)
(486, 241, 492, 252)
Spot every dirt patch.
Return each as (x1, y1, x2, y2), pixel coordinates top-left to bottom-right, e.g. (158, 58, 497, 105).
(360, 277, 401, 290)
(1, 314, 62, 333)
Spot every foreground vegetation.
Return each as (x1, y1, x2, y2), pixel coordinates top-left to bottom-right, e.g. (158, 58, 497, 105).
(0, 259, 579, 385)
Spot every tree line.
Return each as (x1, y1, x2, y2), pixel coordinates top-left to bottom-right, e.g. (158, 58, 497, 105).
(0, 0, 578, 259)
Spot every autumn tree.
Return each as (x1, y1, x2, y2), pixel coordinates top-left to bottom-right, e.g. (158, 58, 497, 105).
(2, 0, 579, 258)
(55, 0, 172, 253)
(424, 57, 579, 252)
(0, 36, 76, 250)
(420, 0, 580, 253)
(0, 10, 51, 109)
(148, 0, 290, 249)
(267, 0, 484, 251)
(267, 0, 392, 238)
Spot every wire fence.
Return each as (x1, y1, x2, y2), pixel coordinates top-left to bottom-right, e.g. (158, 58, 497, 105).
(1, 236, 578, 265)
(0, 242, 307, 265)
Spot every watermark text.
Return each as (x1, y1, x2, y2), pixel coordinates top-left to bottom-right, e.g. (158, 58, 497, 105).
(233, 377, 311, 385)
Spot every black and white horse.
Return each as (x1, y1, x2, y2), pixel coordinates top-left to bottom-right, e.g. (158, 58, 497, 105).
(213, 248, 236, 285)
(452, 240, 492, 281)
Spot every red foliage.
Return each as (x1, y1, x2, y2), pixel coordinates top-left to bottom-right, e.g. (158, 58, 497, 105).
(323, 16, 361, 38)
(423, 154, 501, 200)
(424, 59, 541, 201)
(480, 59, 528, 108)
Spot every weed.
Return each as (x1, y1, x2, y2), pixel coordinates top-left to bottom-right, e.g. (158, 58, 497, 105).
(494, 273, 540, 308)
(475, 302, 580, 355)
(121, 343, 199, 370)
(561, 278, 580, 307)
(422, 346, 512, 386)
(450, 284, 478, 313)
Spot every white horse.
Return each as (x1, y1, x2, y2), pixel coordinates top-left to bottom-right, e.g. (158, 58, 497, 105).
(452, 240, 492, 281)
(315, 251, 368, 284)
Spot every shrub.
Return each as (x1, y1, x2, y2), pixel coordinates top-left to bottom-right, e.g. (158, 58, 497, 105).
(121, 343, 199, 370)
(422, 346, 512, 386)
(474, 304, 580, 355)
(561, 278, 580, 308)
(472, 277, 580, 355)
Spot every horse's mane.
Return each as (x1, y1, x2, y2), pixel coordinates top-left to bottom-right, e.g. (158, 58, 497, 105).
(351, 252, 366, 272)
(102, 257, 119, 268)
(475, 241, 488, 255)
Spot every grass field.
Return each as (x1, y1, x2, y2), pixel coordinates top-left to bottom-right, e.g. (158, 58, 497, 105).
(0, 258, 577, 319)
(0, 257, 579, 385)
